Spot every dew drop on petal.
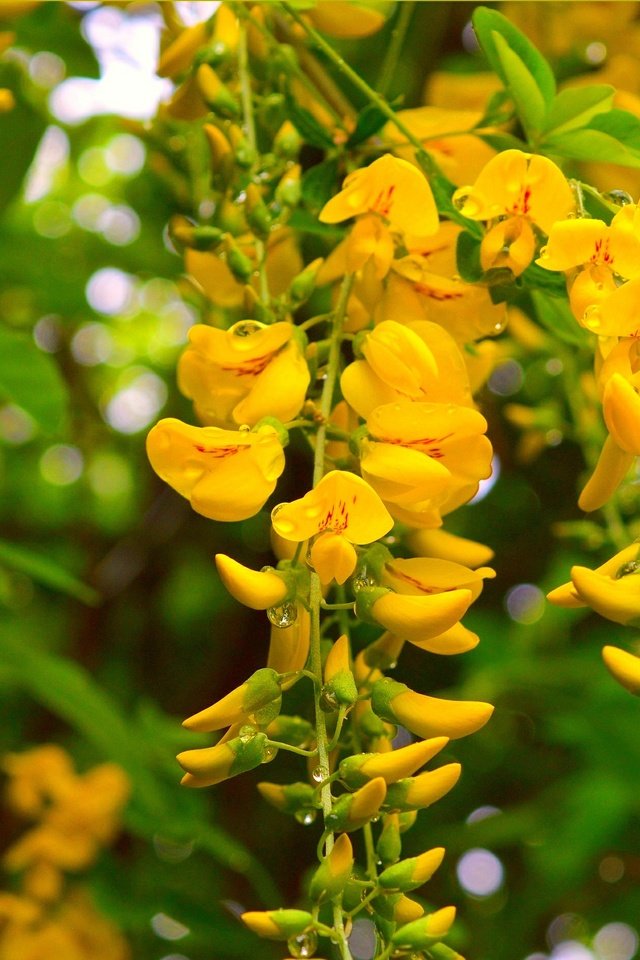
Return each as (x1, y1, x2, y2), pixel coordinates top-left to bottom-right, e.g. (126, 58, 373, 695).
(231, 320, 263, 337)
(267, 601, 297, 628)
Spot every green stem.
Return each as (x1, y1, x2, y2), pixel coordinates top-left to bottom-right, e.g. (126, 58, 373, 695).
(377, 1, 414, 98)
(346, 885, 380, 918)
(326, 705, 348, 752)
(266, 739, 316, 758)
(238, 18, 269, 304)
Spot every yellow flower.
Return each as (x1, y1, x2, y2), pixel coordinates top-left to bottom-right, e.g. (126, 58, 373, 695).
(146, 419, 285, 522)
(320, 154, 439, 238)
(338, 737, 449, 788)
(306, 1, 391, 38)
(453, 149, 575, 275)
(602, 644, 640, 695)
(360, 401, 493, 527)
(309, 833, 354, 902)
(547, 541, 640, 626)
(343, 214, 396, 279)
(357, 586, 474, 646)
(341, 319, 472, 420)
(384, 764, 461, 811)
(271, 471, 394, 585)
(215, 554, 288, 610)
(182, 668, 282, 733)
(178, 320, 310, 428)
(177, 731, 270, 788)
(2, 745, 75, 818)
(405, 528, 494, 568)
(371, 677, 493, 740)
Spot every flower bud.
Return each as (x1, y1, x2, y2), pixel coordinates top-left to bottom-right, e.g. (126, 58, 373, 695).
(371, 677, 493, 740)
(245, 183, 273, 239)
(265, 715, 314, 748)
(215, 554, 288, 610)
(228, 124, 256, 168)
(355, 587, 473, 644)
(257, 781, 317, 815)
(275, 122, 302, 160)
(602, 644, 640, 695)
(603, 373, 640, 455)
(323, 634, 358, 708)
(391, 906, 457, 949)
(376, 813, 401, 866)
(326, 777, 387, 832)
(178, 731, 269, 788)
(338, 737, 449, 789)
(196, 63, 239, 118)
(223, 234, 254, 283)
(290, 258, 324, 306)
(570, 564, 640, 626)
(183, 668, 282, 732)
(157, 21, 210, 77)
(309, 833, 354, 902)
(241, 908, 314, 940)
(373, 892, 424, 924)
(276, 162, 302, 206)
(384, 766, 461, 812)
(203, 123, 234, 184)
(356, 632, 405, 674)
(378, 847, 445, 892)
(169, 216, 223, 252)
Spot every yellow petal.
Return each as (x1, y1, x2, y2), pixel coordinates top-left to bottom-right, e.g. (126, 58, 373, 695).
(383, 557, 495, 603)
(578, 434, 634, 512)
(537, 218, 609, 272)
(391, 688, 493, 739)
(602, 644, 640, 694)
(215, 554, 288, 610)
(403, 763, 462, 808)
(571, 565, 640, 625)
(371, 589, 473, 644)
(358, 737, 449, 784)
(603, 372, 640, 454)
(407, 621, 480, 655)
(311, 532, 357, 585)
(480, 217, 536, 276)
(406, 528, 494, 567)
(267, 606, 311, 681)
(360, 439, 452, 506)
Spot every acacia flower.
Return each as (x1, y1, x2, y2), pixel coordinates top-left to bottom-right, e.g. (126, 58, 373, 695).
(452, 149, 575, 276)
(360, 401, 493, 527)
(146, 419, 285, 522)
(356, 585, 474, 645)
(178, 320, 309, 428)
(371, 676, 493, 740)
(392, 906, 457, 950)
(549, 552, 640, 627)
(378, 847, 445, 892)
(602, 645, 640, 695)
(182, 668, 283, 733)
(326, 776, 387, 832)
(340, 319, 472, 420)
(177, 731, 270, 788)
(215, 554, 289, 610)
(320, 153, 439, 238)
(271, 470, 393, 585)
(241, 909, 314, 940)
(309, 833, 354, 902)
(338, 737, 449, 789)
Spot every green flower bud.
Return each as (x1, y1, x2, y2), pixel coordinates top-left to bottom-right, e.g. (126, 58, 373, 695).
(309, 834, 353, 902)
(223, 235, 254, 283)
(376, 813, 402, 866)
(196, 63, 240, 118)
(257, 780, 317, 815)
(266, 715, 313, 748)
(391, 906, 456, 949)
(242, 908, 314, 940)
(245, 183, 273, 239)
(290, 258, 324, 306)
(377, 847, 445, 892)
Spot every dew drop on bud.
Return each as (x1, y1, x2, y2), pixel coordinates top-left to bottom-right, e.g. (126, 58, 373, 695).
(320, 686, 340, 712)
(311, 764, 328, 783)
(294, 808, 317, 826)
(238, 724, 257, 743)
(353, 572, 374, 592)
(605, 188, 634, 206)
(287, 930, 318, 958)
(267, 601, 297, 628)
(263, 745, 278, 762)
(231, 320, 263, 337)
(616, 560, 640, 578)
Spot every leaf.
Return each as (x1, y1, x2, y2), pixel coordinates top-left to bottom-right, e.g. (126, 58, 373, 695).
(472, 6, 556, 106)
(543, 129, 640, 168)
(11, 2, 100, 79)
(302, 157, 340, 212)
(476, 131, 528, 153)
(0, 65, 47, 217)
(346, 102, 389, 147)
(0, 539, 100, 606)
(521, 261, 569, 296)
(0, 325, 68, 433)
(531, 290, 591, 348)
(415, 150, 483, 238)
(587, 108, 640, 149)
(474, 87, 514, 127)
(543, 84, 615, 136)
(284, 92, 334, 149)
(491, 31, 546, 139)
(288, 208, 343, 237)
(456, 230, 484, 283)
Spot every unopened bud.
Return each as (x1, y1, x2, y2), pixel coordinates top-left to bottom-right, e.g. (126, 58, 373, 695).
(391, 906, 456, 949)
(241, 908, 314, 940)
(309, 833, 353, 902)
(223, 235, 254, 283)
(378, 847, 445, 892)
(290, 258, 324, 306)
(196, 63, 240, 118)
(245, 183, 273, 239)
(257, 780, 317, 815)
(276, 163, 302, 206)
(326, 777, 386, 832)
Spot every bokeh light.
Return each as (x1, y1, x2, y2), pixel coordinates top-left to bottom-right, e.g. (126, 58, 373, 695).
(505, 583, 546, 624)
(457, 848, 505, 897)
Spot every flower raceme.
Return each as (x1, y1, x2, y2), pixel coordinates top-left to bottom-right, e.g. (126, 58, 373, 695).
(178, 320, 310, 428)
(271, 470, 393, 585)
(547, 541, 640, 626)
(146, 419, 285, 522)
(452, 149, 575, 276)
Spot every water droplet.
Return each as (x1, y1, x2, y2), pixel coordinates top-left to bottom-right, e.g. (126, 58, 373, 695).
(493, 320, 505, 333)
(320, 686, 340, 711)
(452, 189, 479, 216)
(583, 305, 602, 330)
(353, 571, 374, 592)
(267, 601, 298, 628)
(287, 930, 318, 958)
(238, 423, 251, 432)
(260, 564, 276, 574)
(294, 808, 317, 826)
(271, 502, 286, 519)
(238, 724, 257, 743)
(263, 745, 278, 762)
(230, 320, 263, 337)
(616, 560, 640, 578)
(605, 188, 634, 206)
(312, 765, 328, 783)
(370, 814, 380, 823)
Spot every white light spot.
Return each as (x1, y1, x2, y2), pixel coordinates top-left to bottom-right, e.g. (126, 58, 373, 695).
(462, 19, 480, 53)
(97, 204, 140, 246)
(546, 429, 563, 447)
(551, 943, 594, 960)
(78, 147, 112, 187)
(174, 1, 220, 25)
(505, 583, 545, 625)
(33, 201, 72, 239)
(29, 51, 66, 89)
(87, 452, 132, 498)
(594, 923, 638, 960)
(73, 193, 111, 231)
(585, 41, 607, 64)
(71, 323, 114, 366)
(466, 805, 502, 824)
(86, 267, 135, 315)
(105, 134, 146, 175)
(150, 913, 190, 941)
(524, 955, 548, 960)
(456, 848, 504, 897)
(548, 917, 589, 948)
(469, 454, 501, 504)
(33, 316, 62, 353)
(40, 445, 84, 486)
(546, 358, 563, 375)
(103, 370, 167, 434)
(599, 856, 625, 883)
(489, 359, 524, 396)
(24, 126, 70, 203)
(0, 405, 36, 445)
(349, 919, 376, 960)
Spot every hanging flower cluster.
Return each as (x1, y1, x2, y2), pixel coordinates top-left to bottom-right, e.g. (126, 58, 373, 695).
(0, 746, 130, 959)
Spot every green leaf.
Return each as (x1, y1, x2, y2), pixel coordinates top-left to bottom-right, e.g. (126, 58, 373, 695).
(302, 157, 340, 212)
(491, 31, 546, 140)
(0, 539, 100, 606)
(346, 102, 389, 147)
(543, 85, 615, 136)
(0, 65, 47, 217)
(543, 129, 640, 168)
(284, 91, 334, 149)
(0, 326, 68, 433)
(476, 131, 528, 153)
(521, 261, 569, 296)
(587, 108, 640, 149)
(472, 6, 556, 106)
(531, 290, 591, 348)
(456, 230, 484, 283)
